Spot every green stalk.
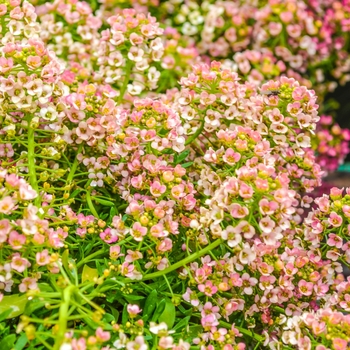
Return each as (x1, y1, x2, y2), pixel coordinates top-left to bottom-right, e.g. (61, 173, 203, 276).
(27, 123, 40, 207)
(138, 239, 223, 282)
(219, 320, 264, 342)
(118, 60, 133, 104)
(76, 249, 105, 268)
(66, 144, 83, 185)
(185, 119, 205, 146)
(53, 285, 76, 350)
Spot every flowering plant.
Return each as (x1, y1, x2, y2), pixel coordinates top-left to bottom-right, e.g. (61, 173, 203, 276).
(0, 1, 350, 350)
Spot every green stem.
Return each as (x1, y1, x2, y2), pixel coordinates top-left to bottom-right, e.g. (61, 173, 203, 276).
(219, 320, 263, 342)
(66, 144, 83, 185)
(86, 190, 99, 218)
(53, 285, 76, 350)
(118, 60, 133, 104)
(27, 123, 40, 207)
(185, 119, 205, 146)
(76, 249, 105, 268)
(137, 239, 223, 282)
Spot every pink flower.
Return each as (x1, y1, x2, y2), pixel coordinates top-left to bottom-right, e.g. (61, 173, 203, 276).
(221, 226, 242, 248)
(0, 196, 16, 214)
(36, 249, 50, 266)
(127, 304, 142, 318)
(223, 148, 241, 165)
(110, 245, 123, 260)
(182, 288, 199, 307)
(8, 231, 26, 250)
(298, 280, 314, 296)
(150, 181, 166, 197)
(124, 336, 147, 350)
(328, 212, 343, 227)
(95, 328, 110, 342)
(241, 273, 258, 295)
(229, 203, 248, 218)
(201, 314, 219, 329)
(332, 338, 347, 350)
(130, 222, 147, 242)
(259, 217, 276, 233)
(11, 254, 30, 273)
(71, 338, 86, 350)
(198, 280, 218, 297)
(19, 277, 37, 293)
(327, 233, 343, 248)
(100, 228, 118, 244)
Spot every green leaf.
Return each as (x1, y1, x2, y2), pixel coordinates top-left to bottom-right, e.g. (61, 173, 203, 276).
(175, 150, 190, 165)
(161, 148, 173, 154)
(96, 261, 103, 276)
(109, 307, 120, 323)
(122, 304, 128, 325)
(143, 290, 158, 322)
(14, 333, 27, 350)
(173, 316, 191, 331)
(123, 294, 144, 301)
(151, 298, 166, 322)
(37, 283, 53, 292)
(0, 294, 28, 318)
(24, 300, 45, 316)
(188, 325, 203, 338)
(82, 265, 99, 283)
(0, 308, 13, 322)
(0, 334, 16, 350)
(102, 313, 115, 323)
(158, 299, 176, 329)
(181, 162, 193, 168)
(93, 197, 115, 207)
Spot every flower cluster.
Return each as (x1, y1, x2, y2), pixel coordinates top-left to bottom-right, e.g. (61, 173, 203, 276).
(311, 115, 350, 173)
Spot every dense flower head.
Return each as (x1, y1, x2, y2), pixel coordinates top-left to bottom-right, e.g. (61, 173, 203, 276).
(95, 8, 164, 97)
(311, 115, 350, 173)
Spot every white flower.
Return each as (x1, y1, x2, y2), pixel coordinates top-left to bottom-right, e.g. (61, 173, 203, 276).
(59, 343, 72, 350)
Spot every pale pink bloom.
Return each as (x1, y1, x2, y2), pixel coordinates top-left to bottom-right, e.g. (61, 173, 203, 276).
(198, 280, 218, 297)
(229, 203, 248, 218)
(36, 249, 50, 266)
(150, 181, 166, 197)
(221, 226, 242, 248)
(0, 196, 16, 214)
(259, 217, 276, 233)
(201, 314, 219, 329)
(157, 258, 169, 270)
(127, 304, 142, 318)
(110, 245, 123, 260)
(241, 273, 258, 295)
(328, 212, 343, 227)
(239, 244, 256, 265)
(125, 336, 147, 350)
(298, 280, 313, 296)
(11, 254, 30, 273)
(130, 222, 147, 242)
(125, 250, 143, 263)
(95, 328, 110, 342)
(182, 288, 199, 307)
(327, 233, 343, 248)
(19, 277, 37, 293)
(8, 231, 26, 250)
(158, 336, 173, 349)
(71, 338, 86, 350)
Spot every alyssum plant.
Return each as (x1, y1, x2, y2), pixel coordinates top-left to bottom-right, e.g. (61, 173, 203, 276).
(0, 1, 349, 350)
